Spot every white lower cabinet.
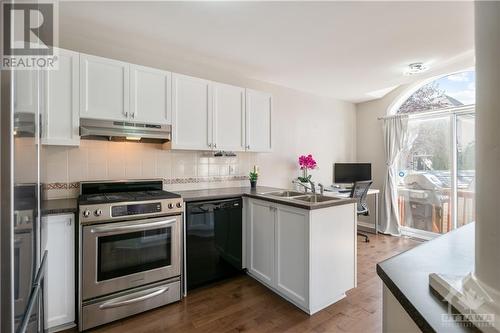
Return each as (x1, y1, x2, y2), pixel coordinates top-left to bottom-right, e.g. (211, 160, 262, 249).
(275, 205, 309, 308)
(247, 199, 275, 286)
(42, 214, 75, 331)
(245, 197, 357, 315)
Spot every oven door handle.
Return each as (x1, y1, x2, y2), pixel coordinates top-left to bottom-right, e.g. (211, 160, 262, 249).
(90, 219, 177, 234)
(98, 286, 169, 310)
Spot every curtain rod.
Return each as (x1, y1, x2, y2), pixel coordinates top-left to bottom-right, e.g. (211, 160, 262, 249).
(377, 105, 475, 120)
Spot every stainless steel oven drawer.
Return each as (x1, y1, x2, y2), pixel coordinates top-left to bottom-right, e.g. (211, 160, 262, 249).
(80, 279, 181, 331)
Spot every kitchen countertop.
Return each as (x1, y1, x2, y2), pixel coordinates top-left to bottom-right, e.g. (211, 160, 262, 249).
(175, 186, 356, 210)
(40, 185, 356, 216)
(41, 198, 78, 216)
(377, 223, 475, 333)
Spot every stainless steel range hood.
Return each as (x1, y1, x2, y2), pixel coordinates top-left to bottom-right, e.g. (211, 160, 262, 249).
(80, 118, 171, 143)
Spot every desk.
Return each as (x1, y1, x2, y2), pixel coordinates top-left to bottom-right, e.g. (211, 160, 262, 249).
(325, 188, 380, 234)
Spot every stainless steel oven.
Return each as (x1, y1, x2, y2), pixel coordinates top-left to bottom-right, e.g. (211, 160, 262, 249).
(78, 180, 184, 331)
(82, 215, 181, 300)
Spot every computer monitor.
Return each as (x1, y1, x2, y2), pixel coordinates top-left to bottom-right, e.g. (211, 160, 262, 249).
(334, 163, 372, 184)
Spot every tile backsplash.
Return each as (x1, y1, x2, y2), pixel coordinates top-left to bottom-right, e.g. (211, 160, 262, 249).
(41, 139, 256, 199)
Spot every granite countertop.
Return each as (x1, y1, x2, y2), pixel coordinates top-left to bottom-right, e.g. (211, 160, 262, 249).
(40, 185, 355, 216)
(377, 223, 476, 333)
(175, 186, 356, 210)
(174, 186, 280, 202)
(41, 198, 78, 216)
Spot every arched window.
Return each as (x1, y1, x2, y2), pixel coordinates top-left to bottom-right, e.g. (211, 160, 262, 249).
(395, 70, 475, 114)
(392, 70, 475, 239)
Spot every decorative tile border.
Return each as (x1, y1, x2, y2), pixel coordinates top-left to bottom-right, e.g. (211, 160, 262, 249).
(43, 175, 249, 192)
(163, 175, 248, 185)
(43, 182, 72, 190)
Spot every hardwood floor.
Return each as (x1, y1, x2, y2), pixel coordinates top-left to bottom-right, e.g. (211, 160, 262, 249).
(72, 234, 420, 333)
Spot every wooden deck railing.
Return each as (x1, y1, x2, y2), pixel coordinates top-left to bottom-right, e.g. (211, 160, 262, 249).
(398, 189, 475, 234)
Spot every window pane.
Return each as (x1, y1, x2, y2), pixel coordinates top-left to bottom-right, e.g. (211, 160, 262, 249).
(457, 114, 475, 227)
(397, 71, 475, 114)
(397, 117, 452, 234)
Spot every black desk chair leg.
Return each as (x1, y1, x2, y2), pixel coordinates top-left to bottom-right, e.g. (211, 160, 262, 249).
(357, 231, 369, 242)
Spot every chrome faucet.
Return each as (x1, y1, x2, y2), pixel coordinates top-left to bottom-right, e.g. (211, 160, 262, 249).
(318, 183, 324, 195)
(308, 180, 316, 194)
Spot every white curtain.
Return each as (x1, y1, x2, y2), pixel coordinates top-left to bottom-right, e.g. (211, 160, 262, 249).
(380, 115, 411, 236)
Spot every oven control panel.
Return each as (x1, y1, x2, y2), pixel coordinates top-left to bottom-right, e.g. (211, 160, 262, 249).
(111, 202, 162, 217)
(79, 198, 183, 224)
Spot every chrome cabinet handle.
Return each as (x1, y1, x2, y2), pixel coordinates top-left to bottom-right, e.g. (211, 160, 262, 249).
(124, 112, 128, 118)
(91, 219, 176, 234)
(208, 143, 212, 148)
(99, 286, 169, 310)
(131, 112, 135, 119)
(214, 143, 217, 148)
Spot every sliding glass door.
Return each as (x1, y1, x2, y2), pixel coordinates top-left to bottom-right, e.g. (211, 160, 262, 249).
(456, 113, 475, 227)
(396, 109, 475, 238)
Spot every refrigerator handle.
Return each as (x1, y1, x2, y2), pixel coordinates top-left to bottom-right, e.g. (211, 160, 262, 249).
(17, 250, 47, 333)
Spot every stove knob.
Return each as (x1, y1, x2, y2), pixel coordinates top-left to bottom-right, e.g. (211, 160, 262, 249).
(83, 209, 91, 218)
(176, 202, 182, 208)
(94, 209, 102, 217)
(168, 203, 174, 209)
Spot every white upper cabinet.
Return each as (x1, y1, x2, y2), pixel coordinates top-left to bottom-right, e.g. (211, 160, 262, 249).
(42, 48, 80, 146)
(130, 64, 171, 124)
(171, 73, 212, 150)
(213, 82, 246, 151)
(80, 53, 129, 121)
(245, 89, 272, 152)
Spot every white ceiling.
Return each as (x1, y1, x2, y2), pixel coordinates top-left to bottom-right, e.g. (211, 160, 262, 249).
(59, 1, 474, 103)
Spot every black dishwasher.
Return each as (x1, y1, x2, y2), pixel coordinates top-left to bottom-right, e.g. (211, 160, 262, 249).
(186, 198, 243, 290)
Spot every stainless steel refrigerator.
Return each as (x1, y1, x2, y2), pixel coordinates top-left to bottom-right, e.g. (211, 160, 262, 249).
(1, 52, 47, 333)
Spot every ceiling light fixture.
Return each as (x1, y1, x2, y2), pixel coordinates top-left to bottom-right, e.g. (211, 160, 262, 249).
(404, 62, 428, 76)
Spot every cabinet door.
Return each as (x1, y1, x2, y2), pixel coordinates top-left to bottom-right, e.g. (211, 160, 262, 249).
(80, 53, 129, 121)
(14, 70, 39, 114)
(275, 205, 309, 307)
(42, 49, 80, 146)
(130, 64, 171, 124)
(245, 89, 272, 152)
(171, 73, 212, 150)
(247, 199, 275, 286)
(43, 214, 75, 329)
(213, 82, 246, 151)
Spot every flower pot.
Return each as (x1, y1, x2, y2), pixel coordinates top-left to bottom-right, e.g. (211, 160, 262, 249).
(250, 180, 257, 189)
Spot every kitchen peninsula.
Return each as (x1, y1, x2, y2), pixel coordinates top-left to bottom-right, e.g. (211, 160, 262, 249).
(177, 186, 358, 315)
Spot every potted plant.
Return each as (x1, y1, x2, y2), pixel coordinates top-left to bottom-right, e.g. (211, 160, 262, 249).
(297, 154, 317, 186)
(249, 165, 259, 189)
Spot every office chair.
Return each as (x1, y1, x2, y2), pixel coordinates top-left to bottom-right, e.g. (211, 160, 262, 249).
(350, 180, 373, 243)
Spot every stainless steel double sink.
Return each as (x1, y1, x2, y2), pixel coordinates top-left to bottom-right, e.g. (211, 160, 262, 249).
(263, 190, 342, 204)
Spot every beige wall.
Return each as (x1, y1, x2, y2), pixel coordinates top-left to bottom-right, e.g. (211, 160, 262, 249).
(41, 21, 357, 197)
(355, 86, 408, 191)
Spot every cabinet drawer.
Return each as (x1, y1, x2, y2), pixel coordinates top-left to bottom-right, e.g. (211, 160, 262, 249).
(81, 279, 181, 331)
